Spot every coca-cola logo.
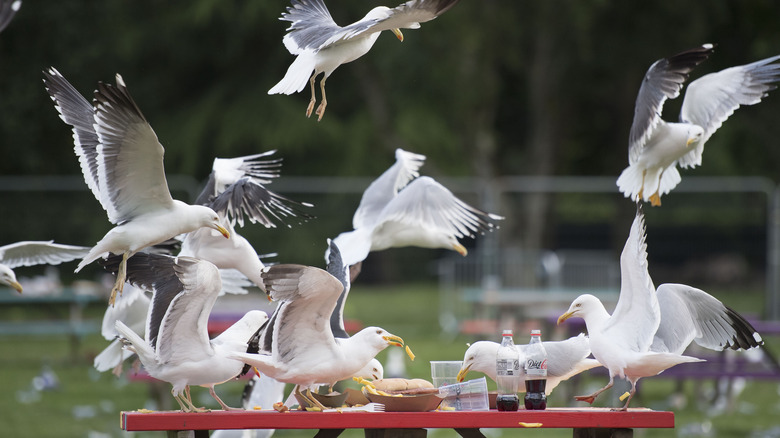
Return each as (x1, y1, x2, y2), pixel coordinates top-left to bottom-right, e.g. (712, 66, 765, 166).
(526, 358, 547, 370)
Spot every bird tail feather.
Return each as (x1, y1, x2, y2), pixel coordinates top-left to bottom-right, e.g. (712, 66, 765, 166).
(93, 338, 133, 372)
(268, 53, 316, 95)
(115, 320, 155, 365)
(616, 165, 643, 202)
(657, 166, 682, 198)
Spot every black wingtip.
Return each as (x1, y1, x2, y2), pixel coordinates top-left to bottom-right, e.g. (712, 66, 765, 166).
(723, 306, 764, 350)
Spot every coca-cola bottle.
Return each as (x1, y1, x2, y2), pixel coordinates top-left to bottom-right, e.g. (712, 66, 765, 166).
(495, 329, 521, 411)
(524, 329, 548, 410)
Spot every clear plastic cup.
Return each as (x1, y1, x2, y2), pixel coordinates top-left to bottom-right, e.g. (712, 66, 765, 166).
(438, 377, 490, 411)
(430, 360, 463, 388)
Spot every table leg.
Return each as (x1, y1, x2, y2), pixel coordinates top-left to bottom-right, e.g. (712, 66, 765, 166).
(364, 429, 427, 438)
(166, 431, 209, 438)
(454, 428, 486, 438)
(573, 428, 632, 438)
(314, 429, 345, 438)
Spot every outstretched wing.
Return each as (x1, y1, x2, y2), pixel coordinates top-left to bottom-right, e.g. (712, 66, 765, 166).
(0, 240, 90, 269)
(93, 75, 174, 223)
(353, 148, 426, 230)
(628, 44, 713, 164)
(678, 54, 780, 167)
(652, 283, 763, 354)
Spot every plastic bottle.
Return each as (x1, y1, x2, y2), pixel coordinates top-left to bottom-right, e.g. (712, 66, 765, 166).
(495, 329, 521, 411)
(524, 329, 548, 410)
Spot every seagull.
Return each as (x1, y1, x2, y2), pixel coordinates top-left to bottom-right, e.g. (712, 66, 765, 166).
(617, 44, 780, 206)
(230, 264, 404, 408)
(456, 334, 601, 395)
(103, 252, 268, 412)
(557, 204, 764, 410)
(0, 0, 20, 33)
(269, 0, 460, 120)
(0, 241, 91, 293)
(181, 151, 313, 294)
(43, 68, 230, 305)
(329, 148, 503, 271)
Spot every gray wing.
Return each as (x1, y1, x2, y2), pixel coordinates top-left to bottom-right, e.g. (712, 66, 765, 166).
(652, 283, 763, 354)
(43, 68, 103, 204)
(678, 54, 780, 167)
(352, 148, 426, 230)
(99, 252, 219, 364)
(93, 75, 174, 224)
(604, 204, 660, 352)
(261, 264, 343, 362)
(326, 239, 350, 339)
(0, 241, 90, 269)
(0, 0, 20, 33)
(193, 152, 282, 206)
(208, 177, 314, 228)
(628, 44, 713, 164)
(279, 0, 339, 54)
(281, 0, 459, 53)
(321, 0, 459, 48)
(378, 176, 503, 239)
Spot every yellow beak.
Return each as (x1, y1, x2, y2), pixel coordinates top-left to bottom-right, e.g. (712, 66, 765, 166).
(557, 311, 575, 325)
(453, 243, 468, 256)
(391, 28, 403, 42)
(215, 224, 230, 239)
(383, 334, 404, 348)
(456, 363, 472, 382)
(11, 281, 23, 293)
(686, 137, 697, 147)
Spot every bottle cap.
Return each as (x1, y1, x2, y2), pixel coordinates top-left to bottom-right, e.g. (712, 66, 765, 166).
(531, 329, 541, 335)
(502, 329, 513, 336)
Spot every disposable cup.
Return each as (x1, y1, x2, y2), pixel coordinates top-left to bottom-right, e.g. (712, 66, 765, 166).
(430, 360, 463, 388)
(438, 377, 490, 411)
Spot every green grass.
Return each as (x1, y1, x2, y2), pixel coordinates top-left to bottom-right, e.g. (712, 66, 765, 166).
(1, 284, 779, 437)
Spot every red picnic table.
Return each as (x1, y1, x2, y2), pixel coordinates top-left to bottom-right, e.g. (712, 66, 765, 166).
(121, 407, 674, 438)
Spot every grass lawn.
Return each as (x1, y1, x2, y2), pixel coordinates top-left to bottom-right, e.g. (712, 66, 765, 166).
(1, 283, 779, 437)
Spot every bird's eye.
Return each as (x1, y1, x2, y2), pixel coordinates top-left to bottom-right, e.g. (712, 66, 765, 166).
(575, 303, 582, 308)
(376, 329, 382, 335)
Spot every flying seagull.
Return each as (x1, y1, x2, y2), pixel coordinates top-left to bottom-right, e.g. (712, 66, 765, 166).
(103, 252, 268, 411)
(181, 151, 313, 294)
(269, 0, 460, 120)
(617, 44, 780, 206)
(0, 241, 90, 293)
(329, 148, 503, 272)
(43, 68, 230, 305)
(557, 204, 763, 410)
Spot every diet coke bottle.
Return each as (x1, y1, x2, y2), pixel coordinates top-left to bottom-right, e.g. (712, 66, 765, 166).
(524, 329, 547, 410)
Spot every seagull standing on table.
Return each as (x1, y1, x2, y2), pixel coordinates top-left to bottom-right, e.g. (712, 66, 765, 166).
(557, 204, 763, 410)
(456, 334, 601, 395)
(269, 0, 460, 121)
(617, 44, 780, 206)
(181, 151, 313, 294)
(329, 148, 503, 272)
(0, 241, 90, 293)
(43, 68, 230, 305)
(102, 252, 268, 412)
(230, 264, 404, 408)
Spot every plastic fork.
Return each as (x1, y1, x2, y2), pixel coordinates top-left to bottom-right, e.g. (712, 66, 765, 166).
(324, 403, 385, 412)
